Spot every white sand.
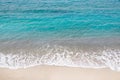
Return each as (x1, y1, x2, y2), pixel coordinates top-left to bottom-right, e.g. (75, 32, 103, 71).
(0, 66, 120, 80)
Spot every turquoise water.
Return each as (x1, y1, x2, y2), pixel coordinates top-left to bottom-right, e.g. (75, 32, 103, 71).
(0, 0, 120, 70)
(0, 0, 120, 41)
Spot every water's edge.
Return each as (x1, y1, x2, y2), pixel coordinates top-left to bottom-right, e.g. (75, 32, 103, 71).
(0, 44, 120, 71)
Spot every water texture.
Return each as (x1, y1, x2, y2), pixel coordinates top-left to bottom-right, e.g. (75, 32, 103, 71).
(0, 0, 120, 71)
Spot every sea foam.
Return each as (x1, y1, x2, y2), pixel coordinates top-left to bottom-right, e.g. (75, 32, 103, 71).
(0, 45, 120, 71)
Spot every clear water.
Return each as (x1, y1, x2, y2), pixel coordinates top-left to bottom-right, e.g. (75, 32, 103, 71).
(0, 0, 120, 71)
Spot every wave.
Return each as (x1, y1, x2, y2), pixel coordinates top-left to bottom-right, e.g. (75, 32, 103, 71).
(0, 45, 120, 71)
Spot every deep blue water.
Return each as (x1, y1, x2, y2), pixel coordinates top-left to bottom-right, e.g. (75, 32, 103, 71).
(0, 0, 120, 41)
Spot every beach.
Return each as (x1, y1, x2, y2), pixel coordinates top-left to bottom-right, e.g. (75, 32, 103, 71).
(0, 0, 120, 80)
(0, 66, 120, 80)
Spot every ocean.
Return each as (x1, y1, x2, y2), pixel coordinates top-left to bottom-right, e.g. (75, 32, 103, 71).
(0, 0, 120, 71)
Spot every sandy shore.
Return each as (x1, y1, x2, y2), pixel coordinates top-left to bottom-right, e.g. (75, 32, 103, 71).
(0, 66, 120, 80)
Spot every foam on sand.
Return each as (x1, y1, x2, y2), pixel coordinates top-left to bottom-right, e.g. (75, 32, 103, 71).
(0, 45, 120, 71)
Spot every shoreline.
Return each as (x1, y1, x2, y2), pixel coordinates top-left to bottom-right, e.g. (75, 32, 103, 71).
(0, 65, 120, 80)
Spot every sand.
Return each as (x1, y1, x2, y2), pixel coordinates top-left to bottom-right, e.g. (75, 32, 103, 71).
(0, 66, 120, 80)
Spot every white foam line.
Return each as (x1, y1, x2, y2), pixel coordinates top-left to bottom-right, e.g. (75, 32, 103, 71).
(0, 47, 120, 71)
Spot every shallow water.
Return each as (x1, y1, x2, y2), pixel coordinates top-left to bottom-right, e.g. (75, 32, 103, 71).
(0, 0, 120, 71)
